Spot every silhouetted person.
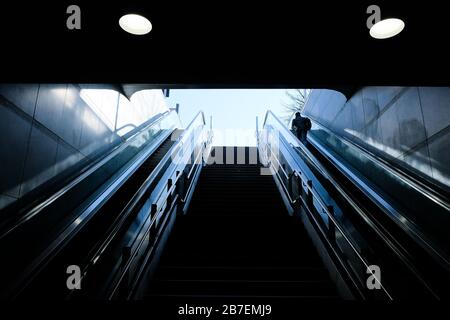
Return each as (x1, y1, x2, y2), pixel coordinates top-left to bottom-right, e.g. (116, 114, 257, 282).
(291, 112, 311, 144)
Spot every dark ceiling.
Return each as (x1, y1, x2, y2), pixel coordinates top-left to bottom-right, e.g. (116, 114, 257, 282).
(0, 1, 448, 88)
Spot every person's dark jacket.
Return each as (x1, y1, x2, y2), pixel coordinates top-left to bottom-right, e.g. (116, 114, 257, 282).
(292, 115, 311, 141)
(292, 116, 305, 131)
(292, 115, 311, 131)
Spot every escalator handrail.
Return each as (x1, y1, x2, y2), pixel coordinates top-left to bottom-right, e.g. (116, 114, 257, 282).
(260, 110, 440, 299)
(0, 110, 174, 239)
(87, 111, 208, 272)
(260, 126, 392, 299)
(309, 118, 450, 211)
(142, 111, 208, 214)
(289, 143, 445, 299)
(264, 143, 369, 299)
(180, 142, 210, 203)
(262, 111, 450, 238)
(103, 111, 211, 298)
(4, 112, 180, 298)
(261, 111, 330, 180)
(288, 137, 439, 298)
(13, 111, 208, 299)
(308, 118, 450, 266)
(307, 132, 450, 269)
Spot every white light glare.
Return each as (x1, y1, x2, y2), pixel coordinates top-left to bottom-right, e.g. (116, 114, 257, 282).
(370, 18, 405, 39)
(119, 14, 152, 35)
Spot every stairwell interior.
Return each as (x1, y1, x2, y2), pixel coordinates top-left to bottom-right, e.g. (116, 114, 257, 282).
(143, 146, 339, 302)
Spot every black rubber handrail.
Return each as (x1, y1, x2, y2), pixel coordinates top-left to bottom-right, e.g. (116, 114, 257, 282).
(259, 110, 443, 299)
(5, 111, 179, 298)
(307, 119, 450, 267)
(310, 118, 450, 210)
(105, 111, 211, 299)
(0, 110, 173, 239)
(259, 122, 392, 299)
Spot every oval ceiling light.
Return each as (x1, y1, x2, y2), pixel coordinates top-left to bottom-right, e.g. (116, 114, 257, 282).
(119, 14, 152, 35)
(370, 18, 405, 39)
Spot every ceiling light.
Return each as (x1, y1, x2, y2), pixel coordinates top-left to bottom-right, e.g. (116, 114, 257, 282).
(119, 13, 406, 39)
(370, 18, 405, 39)
(119, 14, 152, 35)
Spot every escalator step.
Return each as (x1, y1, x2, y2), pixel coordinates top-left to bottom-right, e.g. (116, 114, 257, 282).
(143, 147, 338, 300)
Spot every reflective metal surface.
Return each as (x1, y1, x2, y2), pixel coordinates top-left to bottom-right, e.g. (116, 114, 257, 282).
(0, 110, 181, 298)
(308, 120, 450, 265)
(258, 110, 447, 299)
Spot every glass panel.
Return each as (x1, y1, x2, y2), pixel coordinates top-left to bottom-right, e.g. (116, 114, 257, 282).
(309, 123, 450, 260)
(260, 111, 396, 298)
(0, 111, 181, 290)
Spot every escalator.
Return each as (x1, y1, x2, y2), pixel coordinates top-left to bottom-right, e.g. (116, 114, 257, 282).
(17, 136, 176, 298)
(143, 147, 339, 304)
(0, 110, 211, 299)
(259, 111, 449, 300)
(303, 121, 450, 299)
(1, 107, 448, 302)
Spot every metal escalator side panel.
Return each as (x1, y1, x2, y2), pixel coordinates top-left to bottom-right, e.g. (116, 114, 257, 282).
(303, 126, 449, 299)
(75, 111, 211, 299)
(259, 111, 401, 300)
(260, 110, 448, 299)
(0, 110, 178, 238)
(306, 121, 450, 266)
(307, 131, 450, 266)
(0, 111, 182, 299)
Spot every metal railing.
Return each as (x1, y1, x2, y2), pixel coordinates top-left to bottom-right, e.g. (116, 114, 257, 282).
(74, 111, 213, 299)
(0, 110, 175, 239)
(307, 119, 450, 268)
(258, 111, 448, 299)
(257, 110, 439, 300)
(1, 110, 182, 299)
(309, 118, 450, 209)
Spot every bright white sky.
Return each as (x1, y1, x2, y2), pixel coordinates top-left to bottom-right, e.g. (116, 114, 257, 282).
(165, 89, 296, 146)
